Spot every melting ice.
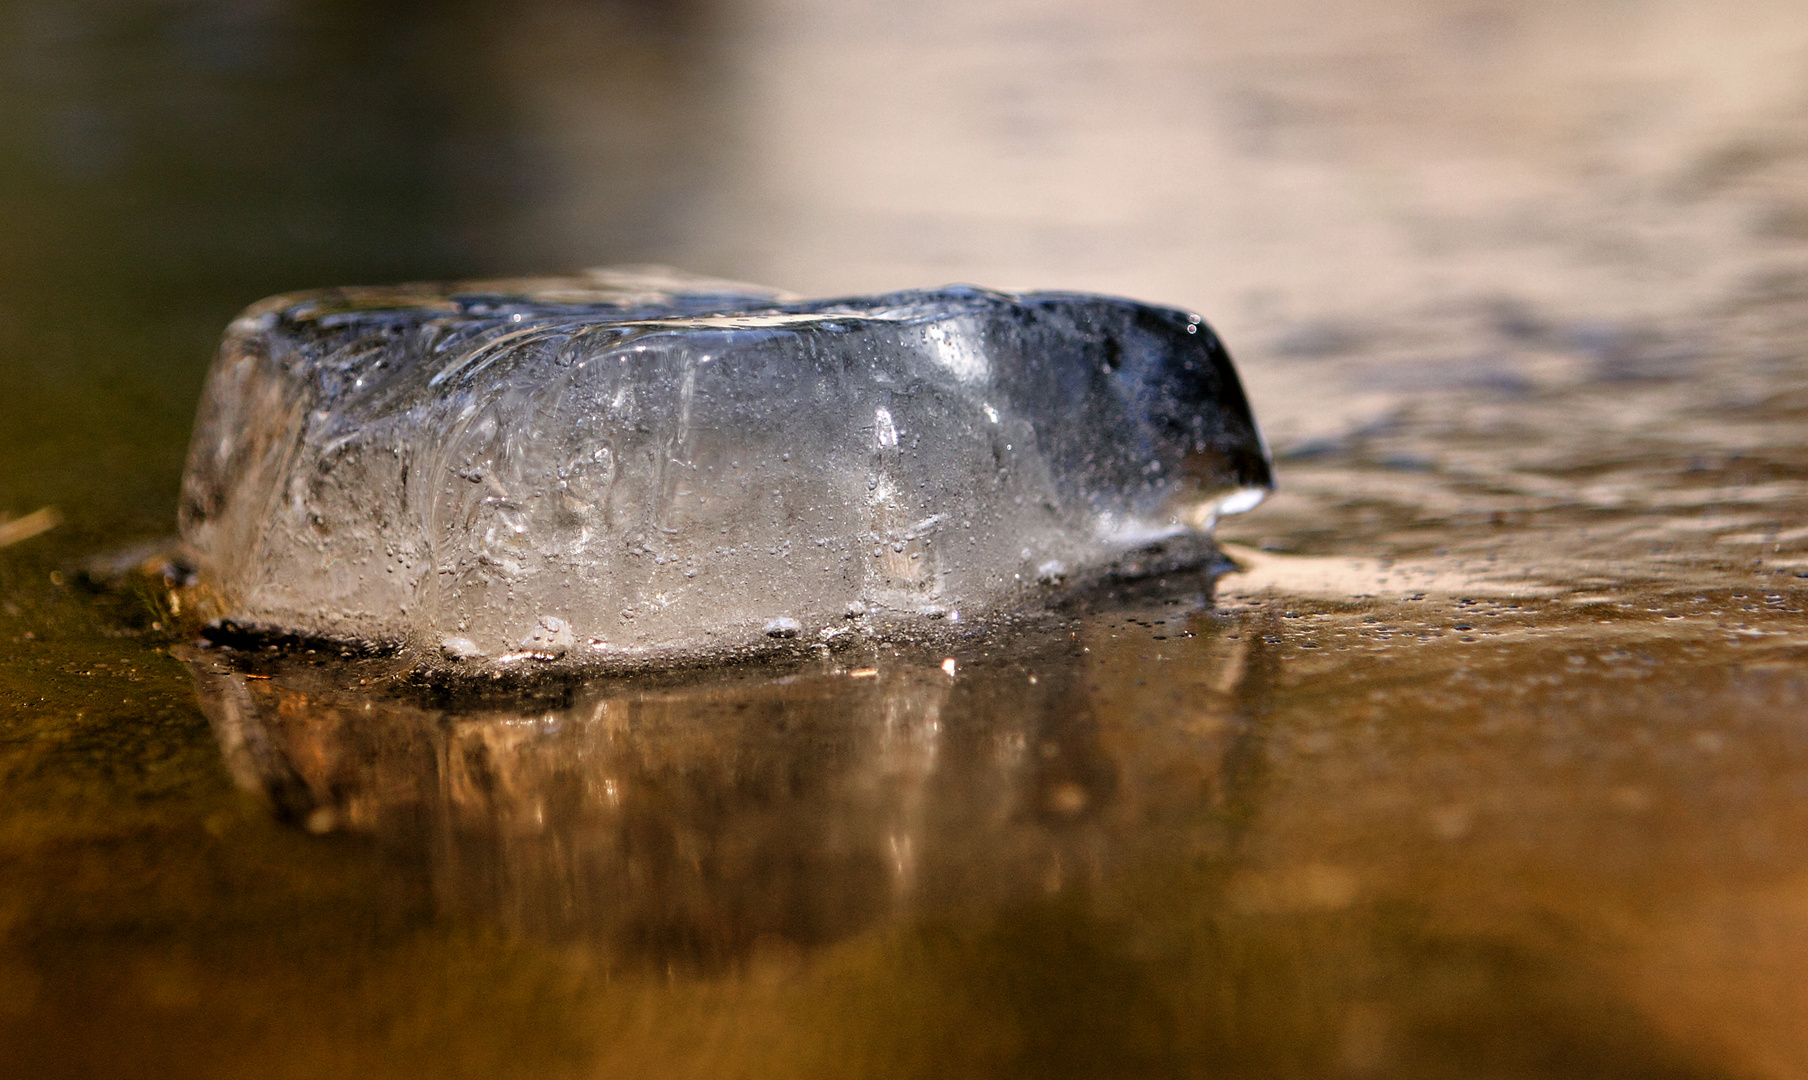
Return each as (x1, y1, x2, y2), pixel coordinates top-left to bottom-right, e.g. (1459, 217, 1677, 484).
(179, 269, 1272, 667)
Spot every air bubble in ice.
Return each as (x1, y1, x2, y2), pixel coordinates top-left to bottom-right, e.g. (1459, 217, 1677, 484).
(440, 636, 482, 661)
(519, 615, 573, 658)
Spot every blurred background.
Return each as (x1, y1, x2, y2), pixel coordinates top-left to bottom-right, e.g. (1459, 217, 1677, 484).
(3, 0, 1806, 551)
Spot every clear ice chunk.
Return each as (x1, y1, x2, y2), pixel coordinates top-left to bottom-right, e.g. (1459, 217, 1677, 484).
(179, 269, 1272, 666)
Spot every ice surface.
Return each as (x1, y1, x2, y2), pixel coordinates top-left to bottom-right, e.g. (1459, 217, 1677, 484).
(179, 269, 1272, 667)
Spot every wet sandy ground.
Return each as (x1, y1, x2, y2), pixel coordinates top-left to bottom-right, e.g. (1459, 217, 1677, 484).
(4, 1, 1808, 1077)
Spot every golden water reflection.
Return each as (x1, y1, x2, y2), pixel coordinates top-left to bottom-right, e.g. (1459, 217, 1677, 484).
(183, 593, 1255, 971)
(168, 574, 1808, 1077)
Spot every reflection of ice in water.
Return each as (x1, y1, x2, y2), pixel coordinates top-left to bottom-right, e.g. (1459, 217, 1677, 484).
(180, 273, 1270, 668)
(180, 606, 1259, 969)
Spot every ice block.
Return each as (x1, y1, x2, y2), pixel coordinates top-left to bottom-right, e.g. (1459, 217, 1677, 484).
(179, 269, 1271, 666)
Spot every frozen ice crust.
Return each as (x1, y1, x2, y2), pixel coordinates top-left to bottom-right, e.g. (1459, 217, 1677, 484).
(179, 271, 1272, 667)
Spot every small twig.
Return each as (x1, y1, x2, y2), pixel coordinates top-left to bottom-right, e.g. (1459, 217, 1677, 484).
(0, 507, 61, 549)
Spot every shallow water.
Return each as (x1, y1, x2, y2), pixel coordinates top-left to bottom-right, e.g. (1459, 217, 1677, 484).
(5, 1, 1808, 1077)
